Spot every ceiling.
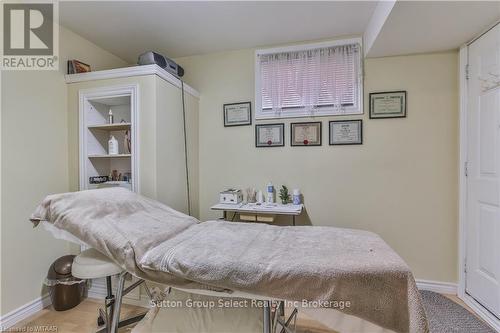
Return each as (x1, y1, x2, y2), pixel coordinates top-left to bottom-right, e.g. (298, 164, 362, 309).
(60, 1, 377, 62)
(59, 1, 500, 63)
(368, 1, 500, 57)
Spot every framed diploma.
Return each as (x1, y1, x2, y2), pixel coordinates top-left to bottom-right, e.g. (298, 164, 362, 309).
(369, 91, 407, 119)
(255, 123, 285, 147)
(329, 120, 363, 145)
(224, 102, 252, 127)
(290, 122, 322, 146)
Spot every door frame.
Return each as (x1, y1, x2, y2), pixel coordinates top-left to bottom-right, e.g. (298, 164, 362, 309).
(458, 27, 500, 331)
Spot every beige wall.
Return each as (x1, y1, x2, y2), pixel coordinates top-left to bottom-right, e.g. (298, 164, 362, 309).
(1, 25, 458, 317)
(1, 26, 127, 316)
(176, 49, 459, 283)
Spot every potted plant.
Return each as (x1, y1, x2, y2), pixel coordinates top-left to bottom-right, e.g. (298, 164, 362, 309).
(279, 185, 291, 204)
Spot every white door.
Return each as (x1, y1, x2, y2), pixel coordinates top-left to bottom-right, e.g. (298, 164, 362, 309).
(466, 23, 500, 318)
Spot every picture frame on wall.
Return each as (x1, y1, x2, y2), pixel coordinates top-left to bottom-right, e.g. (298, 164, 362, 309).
(255, 123, 285, 147)
(67, 60, 91, 74)
(223, 102, 252, 127)
(369, 91, 407, 119)
(290, 122, 322, 146)
(329, 120, 363, 145)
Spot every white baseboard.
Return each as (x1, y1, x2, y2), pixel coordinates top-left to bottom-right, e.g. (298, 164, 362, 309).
(0, 294, 51, 329)
(87, 278, 108, 300)
(87, 290, 150, 308)
(416, 279, 458, 295)
(88, 279, 150, 308)
(87, 293, 151, 308)
(0, 280, 147, 329)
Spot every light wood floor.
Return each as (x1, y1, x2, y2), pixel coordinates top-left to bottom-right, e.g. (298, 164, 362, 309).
(9, 294, 478, 333)
(10, 298, 145, 333)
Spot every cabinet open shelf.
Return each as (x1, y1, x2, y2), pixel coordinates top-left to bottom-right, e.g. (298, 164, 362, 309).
(88, 154, 131, 158)
(88, 123, 131, 131)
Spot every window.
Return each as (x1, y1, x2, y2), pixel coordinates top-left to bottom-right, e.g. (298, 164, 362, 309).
(255, 39, 362, 119)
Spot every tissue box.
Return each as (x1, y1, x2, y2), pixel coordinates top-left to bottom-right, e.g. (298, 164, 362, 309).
(219, 189, 243, 204)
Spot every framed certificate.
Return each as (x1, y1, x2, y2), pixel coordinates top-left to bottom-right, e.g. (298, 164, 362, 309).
(290, 122, 322, 146)
(255, 123, 285, 147)
(369, 91, 407, 119)
(329, 120, 362, 145)
(224, 102, 252, 126)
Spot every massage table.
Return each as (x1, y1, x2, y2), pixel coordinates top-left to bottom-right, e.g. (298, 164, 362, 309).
(30, 188, 429, 333)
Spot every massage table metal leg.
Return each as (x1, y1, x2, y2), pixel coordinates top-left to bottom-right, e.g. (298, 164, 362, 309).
(110, 271, 127, 333)
(276, 305, 297, 333)
(104, 276, 114, 331)
(263, 301, 272, 333)
(104, 272, 149, 333)
(96, 313, 147, 333)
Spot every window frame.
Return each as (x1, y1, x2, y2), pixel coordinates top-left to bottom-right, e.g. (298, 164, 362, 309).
(254, 38, 363, 120)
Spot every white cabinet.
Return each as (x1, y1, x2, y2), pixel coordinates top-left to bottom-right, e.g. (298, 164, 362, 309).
(67, 65, 200, 216)
(66, 65, 199, 305)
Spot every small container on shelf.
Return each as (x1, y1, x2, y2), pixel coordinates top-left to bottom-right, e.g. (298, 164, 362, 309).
(108, 109, 114, 124)
(293, 189, 301, 205)
(108, 135, 118, 155)
(266, 182, 274, 204)
(219, 189, 243, 205)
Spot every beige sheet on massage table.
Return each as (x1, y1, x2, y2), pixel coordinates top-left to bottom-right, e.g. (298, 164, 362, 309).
(31, 188, 428, 333)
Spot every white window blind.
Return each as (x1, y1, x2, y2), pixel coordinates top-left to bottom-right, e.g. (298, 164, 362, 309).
(256, 41, 362, 119)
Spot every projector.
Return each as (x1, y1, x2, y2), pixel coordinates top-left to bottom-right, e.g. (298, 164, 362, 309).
(137, 51, 184, 77)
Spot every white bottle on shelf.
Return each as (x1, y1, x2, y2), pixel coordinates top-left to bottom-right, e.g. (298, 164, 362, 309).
(108, 109, 114, 124)
(257, 190, 264, 204)
(108, 135, 118, 155)
(293, 189, 301, 205)
(266, 182, 274, 204)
